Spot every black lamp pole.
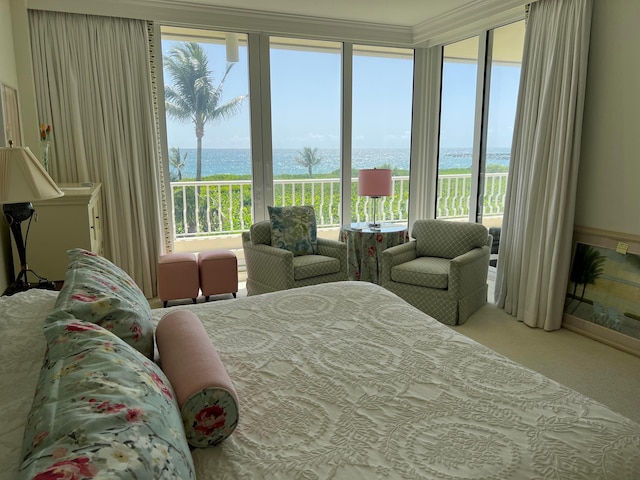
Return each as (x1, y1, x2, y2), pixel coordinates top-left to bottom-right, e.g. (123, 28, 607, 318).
(3, 202, 55, 296)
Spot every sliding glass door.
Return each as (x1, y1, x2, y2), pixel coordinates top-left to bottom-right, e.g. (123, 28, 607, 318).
(436, 20, 525, 229)
(351, 45, 414, 226)
(161, 27, 252, 243)
(269, 37, 342, 228)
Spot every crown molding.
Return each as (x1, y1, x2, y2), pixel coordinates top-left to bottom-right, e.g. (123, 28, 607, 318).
(27, 0, 413, 46)
(28, 0, 529, 47)
(413, 0, 528, 47)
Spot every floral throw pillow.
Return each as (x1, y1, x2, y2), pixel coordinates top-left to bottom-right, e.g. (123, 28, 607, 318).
(268, 205, 318, 256)
(54, 248, 154, 358)
(19, 311, 195, 479)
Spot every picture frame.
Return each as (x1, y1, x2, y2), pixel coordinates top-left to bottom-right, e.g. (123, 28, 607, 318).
(563, 226, 640, 357)
(0, 82, 22, 147)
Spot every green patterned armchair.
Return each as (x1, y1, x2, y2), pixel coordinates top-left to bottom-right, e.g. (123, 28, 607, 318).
(381, 219, 491, 326)
(242, 216, 348, 296)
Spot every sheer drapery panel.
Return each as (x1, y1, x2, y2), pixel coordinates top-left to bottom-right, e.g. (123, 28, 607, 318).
(29, 10, 165, 297)
(494, 0, 593, 330)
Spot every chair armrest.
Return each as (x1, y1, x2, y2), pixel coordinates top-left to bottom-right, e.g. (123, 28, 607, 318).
(449, 245, 490, 295)
(317, 238, 347, 258)
(317, 238, 348, 275)
(243, 241, 295, 290)
(381, 241, 417, 284)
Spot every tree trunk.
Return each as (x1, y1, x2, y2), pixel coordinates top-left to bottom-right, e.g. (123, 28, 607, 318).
(196, 134, 203, 182)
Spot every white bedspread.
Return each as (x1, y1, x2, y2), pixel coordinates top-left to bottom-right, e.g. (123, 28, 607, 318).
(2, 282, 640, 479)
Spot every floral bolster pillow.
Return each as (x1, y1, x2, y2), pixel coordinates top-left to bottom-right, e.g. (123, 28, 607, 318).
(19, 310, 195, 479)
(54, 248, 154, 359)
(156, 310, 239, 447)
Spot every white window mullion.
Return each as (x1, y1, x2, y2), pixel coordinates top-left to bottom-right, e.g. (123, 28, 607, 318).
(470, 31, 489, 223)
(248, 32, 273, 222)
(341, 42, 353, 225)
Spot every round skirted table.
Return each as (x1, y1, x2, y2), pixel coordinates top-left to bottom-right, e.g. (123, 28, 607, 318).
(339, 223, 409, 284)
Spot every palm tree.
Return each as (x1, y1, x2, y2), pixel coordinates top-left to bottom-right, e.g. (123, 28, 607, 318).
(294, 147, 323, 178)
(568, 244, 606, 312)
(164, 42, 247, 181)
(168, 147, 187, 181)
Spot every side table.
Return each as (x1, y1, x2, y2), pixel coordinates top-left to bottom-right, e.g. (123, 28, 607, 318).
(340, 223, 409, 284)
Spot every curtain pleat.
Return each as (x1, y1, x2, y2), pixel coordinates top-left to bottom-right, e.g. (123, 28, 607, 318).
(494, 0, 593, 330)
(29, 10, 166, 297)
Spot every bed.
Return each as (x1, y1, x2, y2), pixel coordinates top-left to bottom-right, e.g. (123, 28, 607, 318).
(2, 281, 640, 479)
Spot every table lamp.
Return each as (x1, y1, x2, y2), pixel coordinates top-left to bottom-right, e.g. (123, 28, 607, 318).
(0, 146, 64, 295)
(358, 168, 392, 228)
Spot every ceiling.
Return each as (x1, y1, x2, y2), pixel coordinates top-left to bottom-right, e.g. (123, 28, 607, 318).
(160, 0, 470, 28)
(29, 0, 529, 47)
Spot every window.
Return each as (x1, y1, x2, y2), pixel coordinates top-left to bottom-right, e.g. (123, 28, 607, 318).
(351, 45, 413, 226)
(269, 37, 341, 227)
(161, 27, 252, 238)
(158, 29, 420, 249)
(436, 20, 525, 229)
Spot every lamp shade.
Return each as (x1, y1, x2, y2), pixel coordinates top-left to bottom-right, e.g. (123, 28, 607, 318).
(358, 168, 392, 197)
(0, 147, 64, 204)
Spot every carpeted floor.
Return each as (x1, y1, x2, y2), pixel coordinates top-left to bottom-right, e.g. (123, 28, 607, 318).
(149, 272, 640, 424)
(454, 302, 640, 423)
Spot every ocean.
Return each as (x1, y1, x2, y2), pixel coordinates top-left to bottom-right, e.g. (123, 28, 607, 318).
(170, 147, 511, 178)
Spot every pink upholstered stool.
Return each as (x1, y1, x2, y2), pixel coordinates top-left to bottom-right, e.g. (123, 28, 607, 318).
(158, 253, 200, 307)
(198, 250, 238, 301)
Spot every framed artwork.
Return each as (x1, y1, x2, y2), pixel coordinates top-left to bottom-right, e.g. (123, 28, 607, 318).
(0, 82, 22, 146)
(563, 227, 640, 357)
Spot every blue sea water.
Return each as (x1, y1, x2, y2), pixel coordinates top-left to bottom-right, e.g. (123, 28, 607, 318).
(170, 147, 511, 179)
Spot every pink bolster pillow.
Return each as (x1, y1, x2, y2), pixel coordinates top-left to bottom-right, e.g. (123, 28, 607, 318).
(156, 310, 239, 447)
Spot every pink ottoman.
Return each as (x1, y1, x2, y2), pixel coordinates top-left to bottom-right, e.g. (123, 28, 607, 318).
(198, 250, 238, 301)
(158, 252, 200, 307)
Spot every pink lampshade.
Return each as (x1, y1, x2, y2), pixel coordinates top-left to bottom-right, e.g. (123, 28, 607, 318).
(358, 168, 392, 197)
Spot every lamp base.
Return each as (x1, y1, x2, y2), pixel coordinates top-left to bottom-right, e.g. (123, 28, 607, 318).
(367, 222, 382, 230)
(3, 278, 56, 296)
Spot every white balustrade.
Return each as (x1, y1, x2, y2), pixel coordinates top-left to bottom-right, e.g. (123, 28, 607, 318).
(170, 173, 508, 238)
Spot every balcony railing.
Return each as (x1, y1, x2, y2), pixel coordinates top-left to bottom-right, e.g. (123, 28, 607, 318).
(170, 173, 508, 238)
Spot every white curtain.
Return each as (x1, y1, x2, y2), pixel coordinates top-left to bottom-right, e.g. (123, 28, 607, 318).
(29, 11, 166, 297)
(494, 0, 593, 330)
(408, 47, 442, 230)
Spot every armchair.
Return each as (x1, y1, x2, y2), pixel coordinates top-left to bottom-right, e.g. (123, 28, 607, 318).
(381, 219, 491, 325)
(242, 219, 348, 296)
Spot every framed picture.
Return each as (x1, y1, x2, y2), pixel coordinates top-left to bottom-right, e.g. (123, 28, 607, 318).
(563, 226, 640, 357)
(0, 82, 22, 146)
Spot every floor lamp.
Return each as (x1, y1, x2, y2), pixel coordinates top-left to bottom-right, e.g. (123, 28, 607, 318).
(358, 168, 393, 228)
(0, 146, 64, 296)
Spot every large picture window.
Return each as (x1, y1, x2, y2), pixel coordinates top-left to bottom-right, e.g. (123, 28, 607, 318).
(436, 21, 525, 232)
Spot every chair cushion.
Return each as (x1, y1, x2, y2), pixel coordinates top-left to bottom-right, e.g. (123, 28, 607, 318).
(293, 254, 340, 281)
(268, 205, 318, 256)
(412, 219, 488, 259)
(250, 221, 272, 245)
(390, 257, 450, 289)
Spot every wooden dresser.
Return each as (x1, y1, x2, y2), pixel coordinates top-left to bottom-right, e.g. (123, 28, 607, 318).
(13, 183, 103, 283)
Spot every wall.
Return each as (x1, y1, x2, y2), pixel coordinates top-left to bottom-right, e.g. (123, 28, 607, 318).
(0, 0, 19, 290)
(577, 0, 640, 236)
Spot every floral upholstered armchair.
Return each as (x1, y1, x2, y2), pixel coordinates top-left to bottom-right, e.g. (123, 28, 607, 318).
(381, 219, 492, 326)
(242, 206, 348, 295)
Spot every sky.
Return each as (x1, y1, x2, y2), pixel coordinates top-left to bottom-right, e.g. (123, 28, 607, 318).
(162, 39, 520, 151)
